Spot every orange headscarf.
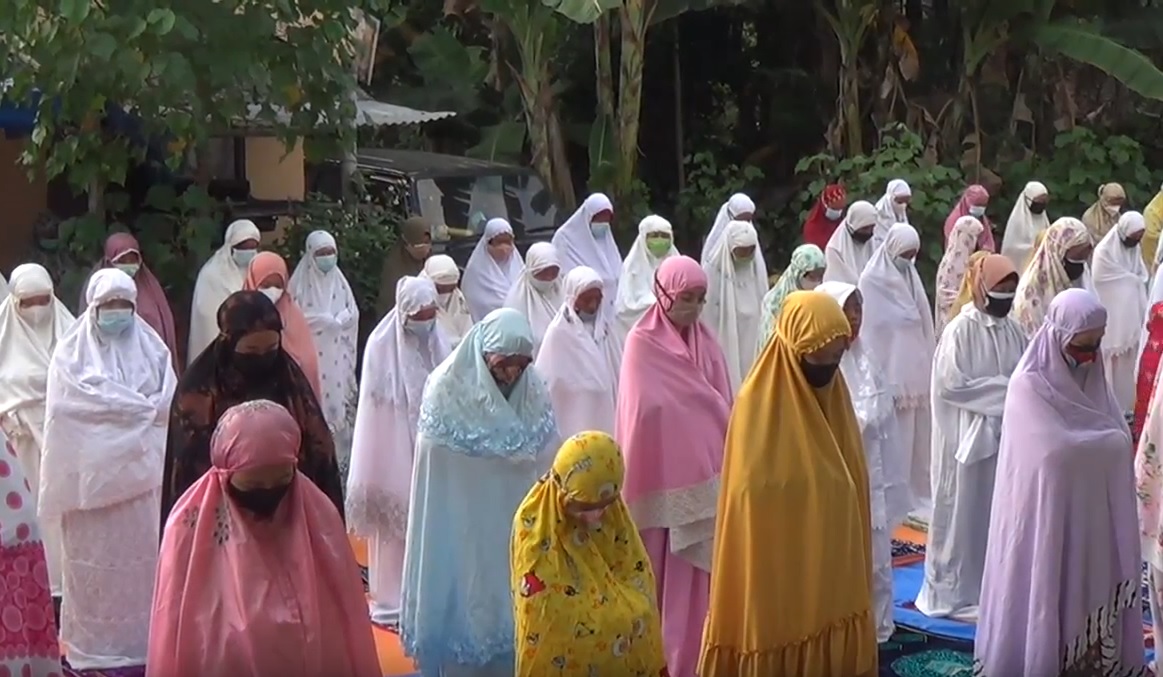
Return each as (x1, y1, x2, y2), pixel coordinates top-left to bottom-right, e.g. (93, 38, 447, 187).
(243, 252, 322, 398)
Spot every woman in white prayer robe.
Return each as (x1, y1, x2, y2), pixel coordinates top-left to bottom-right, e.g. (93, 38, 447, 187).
(999, 181, 1051, 271)
(918, 254, 1026, 622)
(0, 263, 74, 600)
(534, 266, 622, 438)
(288, 230, 359, 473)
(614, 215, 678, 340)
(503, 241, 563, 354)
(702, 220, 768, 392)
(420, 254, 473, 348)
(462, 218, 524, 322)
(551, 193, 621, 307)
(823, 200, 878, 285)
(347, 276, 451, 628)
(701, 194, 764, 274)
(819, 281, 913, 643)
(1091, 211, 1149, 412)
(858, 223, 937, 519)
(187, 219, 261, 362)
(872, 179, 911, 243)
(40, 268, 176, 670)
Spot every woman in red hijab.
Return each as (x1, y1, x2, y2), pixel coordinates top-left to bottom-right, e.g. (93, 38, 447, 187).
(944, 185, 996, 252)
(1134, 302, 1163, 446)
(801, 184, 847, 249)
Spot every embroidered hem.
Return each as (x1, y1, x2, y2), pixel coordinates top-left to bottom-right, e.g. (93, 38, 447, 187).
(627, 478, 718, 571)
(345, 491, 408, 542)
(972, 576, 1148, 676)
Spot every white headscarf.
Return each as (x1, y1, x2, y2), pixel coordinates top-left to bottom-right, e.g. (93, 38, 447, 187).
(187, 219, 262, 362)
(858, 223, 936, 403)
(703, 220, 768, 392)
(40, 268, 177, 518)
(420, 254, 473, 348)
(1000, 180, 1051, 270)
(614, 215, 678, 336)
(462, 218, 524, 322)
(702, 193, 761, 269)
(347, 276, 452, 539)
(824, 200, 878, 284)
(1092, 211, 1148, 356)
(873, 179, 911, 241)
(503, 242, 563, 351)
(534, 266, 622, 438)
(288, 230, 360, 437)
(551, 193, 622, 291)
(0, 263, 75, 432)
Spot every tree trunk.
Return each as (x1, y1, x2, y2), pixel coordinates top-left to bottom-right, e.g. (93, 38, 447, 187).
(595, 16, 615, 119)
(672, 20, 685, 194)
(615, 0, 648, 200)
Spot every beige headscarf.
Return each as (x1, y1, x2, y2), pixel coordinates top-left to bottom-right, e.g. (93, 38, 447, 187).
(376, 217, 431, 316)
(1081, 182, 1126, 243)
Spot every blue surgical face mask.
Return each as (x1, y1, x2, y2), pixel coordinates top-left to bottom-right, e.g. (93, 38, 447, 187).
(406, 318, 435, 335)
(314, 254, 338, 273)
(232, 248, 257, 268)
(825, 208, 843, 221)
(590, 222, 610, 239)
(893, 256, 914, 273)
(968, 206, 986, 218)
(96, 308, 135, 336)
(577, 310, 597, 323)
(114, 263, 140, 278)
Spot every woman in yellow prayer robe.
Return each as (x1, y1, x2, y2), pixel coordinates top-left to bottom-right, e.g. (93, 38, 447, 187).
(698, 290, 877, 677)
(510, 431, 667, 676)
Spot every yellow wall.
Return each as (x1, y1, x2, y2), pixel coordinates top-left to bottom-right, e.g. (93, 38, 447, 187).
(244, 136, 304, 243)
(0, 135, 47, 274)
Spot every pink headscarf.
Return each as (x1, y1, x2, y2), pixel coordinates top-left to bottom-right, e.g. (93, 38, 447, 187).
(615, 255, 732, 565)
(243, 252, 322, 398)
(146, 400, 380, 677)
(91, 232, 180, 368)
(944, 184, 996, 252)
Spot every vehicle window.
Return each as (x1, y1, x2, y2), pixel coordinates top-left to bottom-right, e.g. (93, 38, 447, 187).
(415, 173, 558, 237)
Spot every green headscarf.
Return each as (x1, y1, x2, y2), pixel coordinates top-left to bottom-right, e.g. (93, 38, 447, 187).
(756, 244, 826, 351)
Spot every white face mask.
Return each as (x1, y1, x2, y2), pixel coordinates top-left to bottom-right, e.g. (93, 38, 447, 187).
(232, 248, 257, 268)
(824, 208, 843, 221)
(261, 287, 284, 304)
(18, 304, 50, 326)
(405, 318, 435, 335)
(530, 277, 557, 293)
(968, 206, 986, 218)
(1104, 204, 1121, 217)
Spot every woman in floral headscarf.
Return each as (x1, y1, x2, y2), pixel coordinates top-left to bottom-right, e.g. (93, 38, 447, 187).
(1011, 217, 1093, 336)
(757, 244, 826, 351)
(801, 184, 847, 249)
(510, 431, 666, 676)
(934, 216, 985, 335)
(944, 185, 994, 252)
(1081, 182, 1126, 243)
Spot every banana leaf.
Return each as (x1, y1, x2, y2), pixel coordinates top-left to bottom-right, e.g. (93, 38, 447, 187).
(1034, 21, 1163, 101)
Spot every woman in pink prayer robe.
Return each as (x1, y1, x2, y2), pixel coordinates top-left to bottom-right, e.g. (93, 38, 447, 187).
(944, 184, 996, 253)
(82, 232, 181, 370)
(146, 399, 380, 677)
(615, 255, 733, 677)
(974, 288, 1146, 676)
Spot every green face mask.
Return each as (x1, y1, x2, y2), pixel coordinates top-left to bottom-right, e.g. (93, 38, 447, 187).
(645, 238, 671, 258)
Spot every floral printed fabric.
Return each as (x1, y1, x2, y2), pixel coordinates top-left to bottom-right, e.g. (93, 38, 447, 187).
(934, 217, 984, 334)
(511, 431, 668, 676)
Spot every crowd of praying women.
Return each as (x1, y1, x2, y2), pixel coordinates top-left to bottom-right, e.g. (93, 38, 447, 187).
(0, 177, 1161, 676)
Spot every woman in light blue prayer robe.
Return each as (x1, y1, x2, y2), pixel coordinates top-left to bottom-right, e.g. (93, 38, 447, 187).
(400, 307, 559, 677)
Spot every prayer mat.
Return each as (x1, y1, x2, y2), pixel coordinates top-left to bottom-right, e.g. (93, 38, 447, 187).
(62, 666, 144, 677)
(892, 538, 926, 566)
(879, 627, 974, 677)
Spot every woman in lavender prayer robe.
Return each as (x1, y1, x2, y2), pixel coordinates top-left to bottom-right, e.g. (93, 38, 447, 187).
(975, 288, 1146, 676)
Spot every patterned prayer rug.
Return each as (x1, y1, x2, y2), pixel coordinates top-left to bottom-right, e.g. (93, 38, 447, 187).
(880, 627, 974, 677)
(892, 538, 926, 566)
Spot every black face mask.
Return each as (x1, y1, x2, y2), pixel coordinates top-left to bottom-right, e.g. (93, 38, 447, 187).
(1062, 259, 1085, 281)
(1123, 238, 1141, 248)
(232, 350, 280, 378)
(801, 360, 840, 388)
(983, 293, 1014, 318)
(849, 228, 874, 244)
(227, 481, 291, 520)
(1028, 202, 1047, 215)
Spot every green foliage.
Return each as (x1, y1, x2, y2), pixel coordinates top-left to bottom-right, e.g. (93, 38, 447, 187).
(792, 124, 965, 285)
(675, 151, 765, 252)
(997, 127, 1159, 217)
(272, 194, 398, 338)
(1033, 21, 1163, 101)
(0, 0, 391, 196)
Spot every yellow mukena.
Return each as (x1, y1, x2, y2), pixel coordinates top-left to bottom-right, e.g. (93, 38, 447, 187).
(699, 290, 877, 677)
(510, 431, 666, 676)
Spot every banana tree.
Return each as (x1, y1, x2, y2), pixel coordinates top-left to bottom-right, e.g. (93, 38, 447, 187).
(814, 0, 884, 157)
